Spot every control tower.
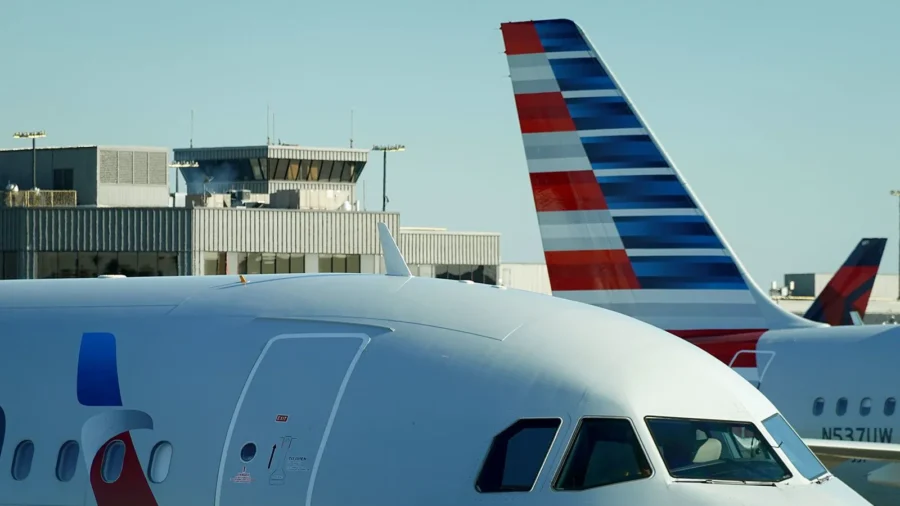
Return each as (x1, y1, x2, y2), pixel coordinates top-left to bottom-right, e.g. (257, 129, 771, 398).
(172, 144, 369, 209)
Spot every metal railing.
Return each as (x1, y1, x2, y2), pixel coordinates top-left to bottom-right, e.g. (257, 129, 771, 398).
(1, 189, 77, 208)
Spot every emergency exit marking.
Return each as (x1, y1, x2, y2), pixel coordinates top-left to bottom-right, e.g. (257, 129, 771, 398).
(276, 414, 289, 422)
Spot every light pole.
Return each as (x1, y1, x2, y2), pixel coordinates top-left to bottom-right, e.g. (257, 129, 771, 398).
(372, 144, 405, 212)
(891, 190, 900, 300)
(13, 130, 46, 190)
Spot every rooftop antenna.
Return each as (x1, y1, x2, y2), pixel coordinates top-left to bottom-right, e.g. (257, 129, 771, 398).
(377, 222, 411, 277)
(350, 109, 354, 148)
(190, 109, 194, 148)
(266, 103, 270, 145)
(273, 112, 276, 145)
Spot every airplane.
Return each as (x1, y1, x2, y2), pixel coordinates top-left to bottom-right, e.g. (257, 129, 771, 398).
(802, 238, 887, 326)
(498, 18, 900, 505)
(0, 223, 871, 506)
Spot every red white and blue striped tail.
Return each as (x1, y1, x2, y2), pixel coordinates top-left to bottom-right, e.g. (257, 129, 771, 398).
(499, 19, 819, 337)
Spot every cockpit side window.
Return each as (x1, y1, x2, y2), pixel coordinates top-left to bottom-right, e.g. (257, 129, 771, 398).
(761, 414, 828, 481)
(553, 418, 652, 491)
(475, 418, 562, 493)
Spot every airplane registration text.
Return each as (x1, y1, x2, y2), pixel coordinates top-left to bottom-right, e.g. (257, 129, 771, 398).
(821, 427, 893, 443)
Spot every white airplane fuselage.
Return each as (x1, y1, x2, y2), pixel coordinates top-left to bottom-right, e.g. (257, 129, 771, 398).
(746, 324, 900, 505)
(0, 274, 872, 506)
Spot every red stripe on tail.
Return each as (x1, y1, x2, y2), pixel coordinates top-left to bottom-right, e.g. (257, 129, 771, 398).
(500, 22, 545, 55)
(530, 170, 607, 211)
(514, 92, 577, 133)
(545, 249, 640, 291)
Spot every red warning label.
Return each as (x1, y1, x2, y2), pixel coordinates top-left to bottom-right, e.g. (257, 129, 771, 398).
(275, 414, 289, 422)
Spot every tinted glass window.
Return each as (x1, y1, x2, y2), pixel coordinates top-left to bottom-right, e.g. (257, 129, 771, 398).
(836, 397, 848, 416)
(812, 397, 824, 416)
(56, 440, 80, 482)
(475, 418, 561, 492)
(861, 398, 872, 416)
(11, 440, 34, 481)
(101, 440, 126, 483)
(554, 418, 652, 491)
(762, 414, 828, 480)
(0, 406, 4, 458)
(646, 417, 791, 483)
(148, 441, 174, 483)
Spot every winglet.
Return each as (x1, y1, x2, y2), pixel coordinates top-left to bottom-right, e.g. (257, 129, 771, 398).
(377, 222, 412, 277)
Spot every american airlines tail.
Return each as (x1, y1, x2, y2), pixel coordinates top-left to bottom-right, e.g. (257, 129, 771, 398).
(499, 18, 820, 337)
(803, 237, 887, 326)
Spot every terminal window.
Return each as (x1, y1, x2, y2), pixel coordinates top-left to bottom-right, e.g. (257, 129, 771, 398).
(235, 253, 306, 274)
(1, 252, 17, 279)
(37, 251, 178, 278)
(435, 265, 497, 284)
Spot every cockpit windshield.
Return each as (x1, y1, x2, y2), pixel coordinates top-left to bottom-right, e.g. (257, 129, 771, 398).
(645, 417, 792, 483)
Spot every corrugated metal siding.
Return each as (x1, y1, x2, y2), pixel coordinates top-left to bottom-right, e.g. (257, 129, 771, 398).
(398, 231, 500, 265)
(191, 208, 399, 254)
(0, 208, 25, 250)
(22, 208, 192, 251)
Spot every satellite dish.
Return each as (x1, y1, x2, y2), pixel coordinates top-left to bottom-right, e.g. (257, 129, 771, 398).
(5, 182, 18, 192)
(341, 200, 352, 211)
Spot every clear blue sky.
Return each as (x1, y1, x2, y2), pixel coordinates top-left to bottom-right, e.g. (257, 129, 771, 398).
(1, 0, 898, 287)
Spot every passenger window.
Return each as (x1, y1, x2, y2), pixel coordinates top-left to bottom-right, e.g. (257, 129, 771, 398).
(475, 418, 561, 493)
(56, 440, 80, 482)
(812, 398, 824, 416)
(836, 397, 848, 416)
(860, 398, 872, 417)
(0, 406, 4, 459)
(886, 398, 897, 416)
(11, 440, 34, 481)
(101, 440, 126, 483)
(148, 441, 173, 483)
(554, 418, 652, 491)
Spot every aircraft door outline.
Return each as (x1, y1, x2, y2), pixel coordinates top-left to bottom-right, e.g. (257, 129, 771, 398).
(214, 333, 371, 506)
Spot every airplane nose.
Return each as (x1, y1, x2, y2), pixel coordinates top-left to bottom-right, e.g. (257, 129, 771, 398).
(670, 478, 872, 506)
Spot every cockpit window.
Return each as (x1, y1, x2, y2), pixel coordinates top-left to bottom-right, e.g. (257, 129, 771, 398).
(761, 413, 828, 481)
(553, 418, 652, 491)
(475, 418, 561, 493)
(645, 417, 791, 483)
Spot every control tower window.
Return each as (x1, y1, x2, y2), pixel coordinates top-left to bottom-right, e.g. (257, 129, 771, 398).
(554, 418, 652, 491)
(475, 418, 561, 493)
(645, 416, 791, 483)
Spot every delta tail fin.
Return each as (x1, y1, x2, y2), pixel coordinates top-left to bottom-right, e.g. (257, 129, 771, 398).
(803, 238, 886, 326)
(499, 19, 819, 336)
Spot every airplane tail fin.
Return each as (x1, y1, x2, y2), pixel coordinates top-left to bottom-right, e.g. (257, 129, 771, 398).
(803, 238, 887, 326)
(499, 19, 818, 337)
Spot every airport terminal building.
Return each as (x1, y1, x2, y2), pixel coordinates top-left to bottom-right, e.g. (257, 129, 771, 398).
(0, 144, 500, 282)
